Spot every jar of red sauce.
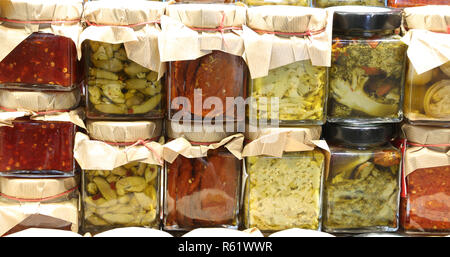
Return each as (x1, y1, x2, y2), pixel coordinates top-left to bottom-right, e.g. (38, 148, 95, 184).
(0, 118, 77, 176)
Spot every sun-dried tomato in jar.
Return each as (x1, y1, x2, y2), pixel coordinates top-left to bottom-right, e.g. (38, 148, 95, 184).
(0, 118, 76, 176)
(168, 50, 246, 121)
(164, 148, 241, 230)
(0, 32, 79, 91)
(401, 165, 450, 234)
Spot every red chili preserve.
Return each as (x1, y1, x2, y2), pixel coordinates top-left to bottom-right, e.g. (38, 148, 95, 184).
(0, 32, 79, 91)
(388, 0, 450, 7)
(0, 119, 76, 176)
(401, 165, 450, 234)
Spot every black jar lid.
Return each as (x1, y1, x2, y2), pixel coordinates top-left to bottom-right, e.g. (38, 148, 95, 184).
(330, 6, 402, 34)
(324, 123, 396, 148)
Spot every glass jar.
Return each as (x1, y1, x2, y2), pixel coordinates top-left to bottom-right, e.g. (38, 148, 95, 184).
(168, 50, 247, 122)
(323, 124, 401, 233)
(388, 0, 449, 7)
(245, 0, 311, 6)
(164, 147, 242, 231)
(313, 0, 385, 7)
(327, 7, 406, 124)
(85, 40, 164, 120)
(401, 165, 450, 234)
(243, 150, 325, 232)
(248, 60, 327, 126)
(404, 61, 450, 125)
(0, 177, 79, 236)
(0, 32, 80, 91)
(82, 162, 161, 233)
(0, 118, 76, 176)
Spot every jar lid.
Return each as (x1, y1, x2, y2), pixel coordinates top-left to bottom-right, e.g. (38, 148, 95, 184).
(330, 6, 402, 34)
(324, 123, 396, 147)
(87, 120, 162, 143)
(0, 177, 77, 200)
(166, 120, 239, 143)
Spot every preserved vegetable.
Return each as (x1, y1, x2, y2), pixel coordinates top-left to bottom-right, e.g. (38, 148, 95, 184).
(388, 0, 450, 7)
(0, 32, 79, 91)
(401, 165, 450, 234)
(404, 61, 450, 123)
(164, 149, 241, 230)
(168, 51, 246, 120)
(0, 119, 76, 176)
(83, 162, 160, 233)
(323, 147, 401, 232)
(314, 0, 385, 7)
(246, 0, 311, 6)
(248, 60, 327, 125)
(85, 40, 164, 119)
(244, 150, 325, 232)
(328, 36, 406, 123)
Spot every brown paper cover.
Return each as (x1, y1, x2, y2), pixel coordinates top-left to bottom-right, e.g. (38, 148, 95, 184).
(80, 1, 166, 76)
(162, 134, 244, 163)
(0, 107, 85, 128)
(243, 6, 333, 78)
(87, 120, 163, 143)
(166, 120, 239, 143)
(0, 176, 79, 236)
(402, 124, 450, 177)
(73, 132, 164, 170)
(401, 6, 450, 74)
(0, 0, 83, 61)
(242, 126, 329, 157)
(158, 3, 246, 62)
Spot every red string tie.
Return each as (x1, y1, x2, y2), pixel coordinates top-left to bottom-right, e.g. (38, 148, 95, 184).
(0, 186, 77, 202)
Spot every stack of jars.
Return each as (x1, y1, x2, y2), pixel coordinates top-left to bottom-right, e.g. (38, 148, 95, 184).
(323, 6, 406, 234)
(77, 1, 167, 234)
(239, 5, 332, 234)
(159, 3, 247, 232)
(0, 0, 84, 236)
(399, 5, 450, 235)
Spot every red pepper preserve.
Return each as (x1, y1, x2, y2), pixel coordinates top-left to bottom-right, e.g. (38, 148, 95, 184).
(0, 33, 80, 91)
(0, 1, 83, 91)
(388, 0, 450, 8)
(401, 124, 450, 235)
(0, 118, 76, 176)
(163, 121, 243, 231)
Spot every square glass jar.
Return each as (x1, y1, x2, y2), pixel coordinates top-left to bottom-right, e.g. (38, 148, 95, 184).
(323, 145, 401, 233)
(167, 50, 247, 122)
(163, 148, 242, 231)
(85, 40, 165, 120)
(248, 60, 327, 126)
(243, 150, 325, 233)
(328, 35, 407, 123)
(245, 0, 311, 6)
(404, 60, 450, 125)
(82, 162, 161, 233)
(0, 119, 76, 176)
(313, 0, 385, 8)
(401, 165, 450, 235)
(0, 32, 80, 91)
